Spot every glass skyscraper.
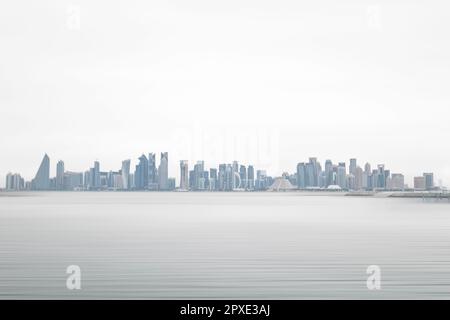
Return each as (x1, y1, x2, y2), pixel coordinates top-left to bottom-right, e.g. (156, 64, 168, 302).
(180, 160, 189, 190)
(158, 152, 169, 190)
(31, 154, 50, 190)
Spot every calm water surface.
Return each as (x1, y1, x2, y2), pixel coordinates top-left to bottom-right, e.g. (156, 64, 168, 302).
(1, 192, 450, 299)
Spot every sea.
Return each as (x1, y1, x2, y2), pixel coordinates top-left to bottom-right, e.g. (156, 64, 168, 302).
(1, 192, 449, 299)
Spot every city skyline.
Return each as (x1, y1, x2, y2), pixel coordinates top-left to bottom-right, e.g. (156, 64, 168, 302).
(2, 152, 442, 192)
(2, 0, 450, 304)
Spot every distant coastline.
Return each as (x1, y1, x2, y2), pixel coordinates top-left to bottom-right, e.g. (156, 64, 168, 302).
(1, 189, 449, 199)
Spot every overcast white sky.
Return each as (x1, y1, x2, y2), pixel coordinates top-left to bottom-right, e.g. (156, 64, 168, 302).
(1, 0, 449, 187)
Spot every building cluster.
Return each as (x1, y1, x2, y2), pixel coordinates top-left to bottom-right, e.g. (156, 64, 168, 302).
(5, 172, 25, 191)
(180, 160, 271, 191)
(3, 154, 439, 192)
(12, 153, 175, 191)
(295, 158, 436, 191)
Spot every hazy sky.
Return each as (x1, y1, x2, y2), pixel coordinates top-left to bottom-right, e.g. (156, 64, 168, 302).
(1, 0, 450, 187)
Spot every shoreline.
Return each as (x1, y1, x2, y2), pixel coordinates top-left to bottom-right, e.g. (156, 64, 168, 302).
(1, 190, 449, 199)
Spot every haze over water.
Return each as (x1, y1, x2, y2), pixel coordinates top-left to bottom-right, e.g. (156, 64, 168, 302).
(1, 192, 450, 299)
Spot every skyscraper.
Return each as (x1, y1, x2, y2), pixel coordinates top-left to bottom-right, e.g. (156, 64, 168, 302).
(64, 171, 84, 190)
(121, 159, 130, 190)
(349, 158, 357, 176)
(384, 169, 391, 188)
(218, 164, 226, 191)
(308, 157, 319, 187)
(210, 168, 217, 181)
(297, 162, 306, 189)
(414, 176, 426, 190)
(305, 163, 315, 187)
(347, 174, 356, 191)
(31, 154, 50, 190)
(168, 178, 176, 191)
(189, 169, 195, 190)
(94, 161, 101, 189)
(256, 170, 267, 190)
(423, 173, 434, 190)
(337, 162, 347, 189)
(135, 154, 148, 190)
(225, 164, 233, 191)
(247, 165, 255, 190)
(5, 173, 24, 191)
(193, 161, 205, 190)
(148, 153, 157, 186)
(391, 174, 405, 190)
(324, 160, 333, 187)
(363, 163, 372, 190)
(158, 152, 169, 190)
(201, 170, 209, 190)
(56, 160, 65, 190)
(355, 166, 363, 191)
(83, 170, 90, 190)
(232, 161, 239, 189)
(239, 165, 247, 189)
(377, 165, 386, 189)
(209, 168, 218, 191)
(180, 160, 189, 190)
(5, 173, 13, 190)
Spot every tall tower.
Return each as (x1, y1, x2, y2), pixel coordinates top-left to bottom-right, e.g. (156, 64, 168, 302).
(121, 159, 131, 190)
(32, 154, 50, 190)
(377, 164, 386, 189)
(337, 162, 347, 189)
(247, 165, 255, 190)
(297, 163, 306, 189)
(148, 153, 157, 185)
(239, 165, 247, 189)
(158, 152, 169, 190)
(232, 161, 239, 189)
(180, 160, 189, 190)
(94, 161, 101, 189)
(324, 160, 333, 187)
(225, 164, 233, 191)
(209, 168, 218, 191)
(423, 173, 434, 190)
(308, 157, 319, 187)
(218, 164, 226, 191)
(135, 155, 148, 190)
(56, 160, 65, 190)
(193, 161, 205, 190)
(349, 158, 357, 176)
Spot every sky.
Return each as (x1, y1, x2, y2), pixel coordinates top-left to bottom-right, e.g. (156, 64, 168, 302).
(1, 0, 450, 187)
